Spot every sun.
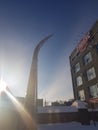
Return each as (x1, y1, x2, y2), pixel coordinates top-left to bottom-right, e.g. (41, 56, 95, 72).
(0, 78, 7, 92)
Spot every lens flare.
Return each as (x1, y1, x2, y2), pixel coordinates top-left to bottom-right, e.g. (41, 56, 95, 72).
(0, 78, 6, 92)
(5, 89, 37, 129)
(0, 77, 37, 129)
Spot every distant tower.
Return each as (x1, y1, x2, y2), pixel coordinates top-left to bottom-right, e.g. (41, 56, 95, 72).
(25, 35, 52, 118)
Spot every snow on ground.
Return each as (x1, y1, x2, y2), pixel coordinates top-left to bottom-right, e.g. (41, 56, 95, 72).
(38, 122, 98, 130)
(38, 106, 78, 113)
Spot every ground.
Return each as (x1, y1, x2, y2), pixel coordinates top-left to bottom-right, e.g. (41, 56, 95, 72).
(38, 121, 98, 130)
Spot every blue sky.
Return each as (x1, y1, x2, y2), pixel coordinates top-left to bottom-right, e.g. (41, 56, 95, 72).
(0, 0, 98, 102)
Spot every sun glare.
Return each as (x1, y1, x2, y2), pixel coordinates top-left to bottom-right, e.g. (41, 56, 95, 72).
(0, 78, 7, 92)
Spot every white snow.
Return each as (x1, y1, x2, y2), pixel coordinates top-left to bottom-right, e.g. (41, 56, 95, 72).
(38, 122, 98, 130)
(38, 100, 90, 113)
(72, 100, 88, 109)
(38, 106, 78, 113)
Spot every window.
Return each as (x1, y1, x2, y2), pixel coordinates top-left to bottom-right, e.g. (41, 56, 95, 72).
(76, 76, 83, 86)
(74, 62, 80, 73)
(79, 90, 85, 101)
(83, 52, 92, 65)
(89, 84, 98, 98)
(87, 67, 96, 81)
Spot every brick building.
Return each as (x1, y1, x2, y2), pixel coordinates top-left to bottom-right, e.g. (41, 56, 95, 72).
(69, 20, 98, 107)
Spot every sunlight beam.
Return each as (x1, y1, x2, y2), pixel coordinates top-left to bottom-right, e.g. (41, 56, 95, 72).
(4, 89, 37, 130)
(0, 78, 7, 92)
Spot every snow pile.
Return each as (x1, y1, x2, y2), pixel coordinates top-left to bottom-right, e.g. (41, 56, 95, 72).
(72, 100, 88, 109)
(38, 100, 89, 113)
(38, 106, 78, 113)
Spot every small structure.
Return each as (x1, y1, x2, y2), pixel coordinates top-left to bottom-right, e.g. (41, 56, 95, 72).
(72, 100, 88, 109)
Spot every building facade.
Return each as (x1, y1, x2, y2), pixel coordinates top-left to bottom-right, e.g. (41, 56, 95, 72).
(69, 21, 98, 107)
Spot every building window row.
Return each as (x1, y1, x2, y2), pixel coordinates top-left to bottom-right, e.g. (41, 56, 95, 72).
(84, 52, 92, 65)
(76, 76, 83, 86)
(78, 82, 98, 101)
(87, 67, 96, 81)
(76, 67, 96, 87)
(78, 89, 85, 101)
(89, 83, 98, 98)
(74, 62, 80, 73)
(74, 51, 92, 73)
